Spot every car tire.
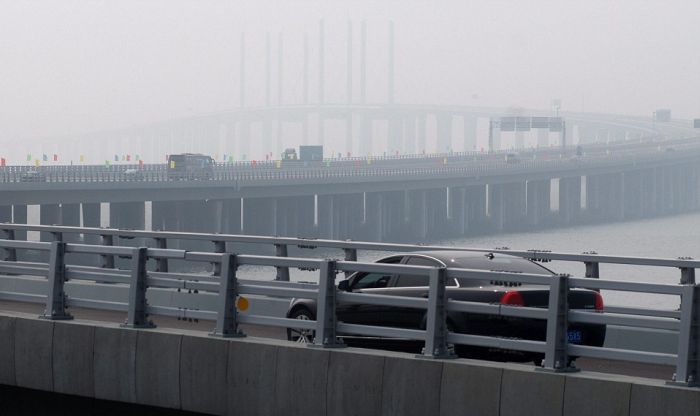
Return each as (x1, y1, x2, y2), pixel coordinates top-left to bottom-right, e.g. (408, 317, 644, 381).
(286, 308, 315, 344)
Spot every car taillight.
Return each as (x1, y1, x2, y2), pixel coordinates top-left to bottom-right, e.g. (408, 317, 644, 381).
(500, 290, 525, 306)
(594, 292, 604, 311)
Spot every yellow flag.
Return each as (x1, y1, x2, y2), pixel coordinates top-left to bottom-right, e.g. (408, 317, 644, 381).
(35, 159, 40, 167)
(170, 160, 176, 168)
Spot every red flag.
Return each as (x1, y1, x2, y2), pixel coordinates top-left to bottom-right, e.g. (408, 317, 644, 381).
(139, 159, 144, 167)
(53, 154, 58, 161)
(126, 154, 131, 162)
(0, 158, 5, 166)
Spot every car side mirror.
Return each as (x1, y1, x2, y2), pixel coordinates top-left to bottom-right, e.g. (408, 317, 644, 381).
(338, 280, 350, 291)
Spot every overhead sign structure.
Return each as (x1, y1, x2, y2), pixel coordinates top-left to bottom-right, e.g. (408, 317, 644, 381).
(488, 116, 567, 151)
(694, 119, 700, 129)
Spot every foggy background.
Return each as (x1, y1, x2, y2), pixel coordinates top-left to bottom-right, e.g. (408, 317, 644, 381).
(1, 0, 699, 158)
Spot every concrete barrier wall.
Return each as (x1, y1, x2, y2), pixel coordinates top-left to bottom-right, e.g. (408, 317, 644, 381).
(0, 312, 698, 416)
(0, 313, 700, 416)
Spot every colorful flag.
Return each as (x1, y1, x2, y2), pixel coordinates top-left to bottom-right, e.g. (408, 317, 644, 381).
(126, 154, 131, 162)
(53, 154, 58, 161)
(42, 154, 48, 162)
(79, 155, 85, 162)
(135, 154, 140, 161)
(26, 154, 31, 161)
(0, 158, 5, 166)
(105, 160, 110, 166)
(114, 155, 119, 162)
(35, 159, 40, 167)
(228, 156, 233, 163)
(275, 160, 281, 168)
(170, 160, 175, 168)
(139, 159, 144, 166)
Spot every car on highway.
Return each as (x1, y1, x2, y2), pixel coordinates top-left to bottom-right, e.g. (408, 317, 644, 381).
(19, 169, 47, 182)
(123, 168, 144, 180)
(286, 250, 605, 362)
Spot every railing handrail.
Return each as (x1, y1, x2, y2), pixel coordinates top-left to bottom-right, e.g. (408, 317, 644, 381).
(0, 232, 698, 386)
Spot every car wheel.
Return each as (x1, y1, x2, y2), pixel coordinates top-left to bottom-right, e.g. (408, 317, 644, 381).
(286, 308, 315, 344)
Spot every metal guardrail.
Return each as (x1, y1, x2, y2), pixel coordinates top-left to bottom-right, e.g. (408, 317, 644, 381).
(0, 228, 698, 386)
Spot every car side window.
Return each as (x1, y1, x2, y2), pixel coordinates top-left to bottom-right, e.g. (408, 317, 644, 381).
(396, 256, 458, 287)
(352, 273, 392, 289)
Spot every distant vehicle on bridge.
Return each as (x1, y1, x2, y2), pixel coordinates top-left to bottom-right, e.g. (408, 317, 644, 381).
(19, 169, 47, 182)
(286, 250, 605, 363)
(299, 145, 323, 161)
(167, 153, 214, 180)
(281, 148, 298, 160)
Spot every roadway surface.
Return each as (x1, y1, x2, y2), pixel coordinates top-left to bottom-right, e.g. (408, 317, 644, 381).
(0, 299, 674, 382)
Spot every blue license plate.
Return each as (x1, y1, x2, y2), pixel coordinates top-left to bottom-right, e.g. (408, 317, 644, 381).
(568, 330, 582, 344)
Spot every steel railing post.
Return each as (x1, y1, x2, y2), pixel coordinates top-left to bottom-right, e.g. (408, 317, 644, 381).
(421, 267, 455, 359)
(99, 234, 115, 268)
(213, 240, 226, 276)
(0, 229, 17, 261)
(41, 241, 72, 320)
(275, 244, 290, 281)
(122, 247, 154, 328)
(212, 253, 245, 338)
(154, 237, 168, 272)
(343, 248, 357, 278)
(313, 259, 344, 348)
(540, 274, 578, 372)
(584, 261, 600, 279)
(670, 284, 699, 387)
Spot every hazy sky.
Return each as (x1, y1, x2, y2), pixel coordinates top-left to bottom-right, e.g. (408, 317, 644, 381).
(1, 0, 699, 141)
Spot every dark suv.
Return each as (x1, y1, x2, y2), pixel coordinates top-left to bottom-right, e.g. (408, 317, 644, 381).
(286, 250, 605, 362)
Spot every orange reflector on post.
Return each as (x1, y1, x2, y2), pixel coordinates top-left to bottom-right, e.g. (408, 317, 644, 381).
(236, 296, 249, 312)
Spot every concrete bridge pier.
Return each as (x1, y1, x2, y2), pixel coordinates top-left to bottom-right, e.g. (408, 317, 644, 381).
(621, 172, 643, 220)
(152, 201, 182, 232)
(436, 114, 452, 153)
(60, 203, 81, 242)
(364, 192, 384, 241)
(82, 203, 101, 244)
(487, 184, 505, 231)
(558, 177, 581, 225)
(406, 190, 427, 241)
(383, 191, 407, 241)
(221, 199, 242, 235)
(387, 115, 403, 154)
(417, 114, 427, 154)
(0, 205, 11, 223)
(317, 194, 363, 240)
(526, 180, 551, 226)
(463, 115, 477, 151)
(40, 204, 61, 241)
(464, 185, 488, 234)
(12, 205, 27, 241)
(448, 187, 467, 236)
(403, 116, 416, 154)
(425, 188, 448, 240)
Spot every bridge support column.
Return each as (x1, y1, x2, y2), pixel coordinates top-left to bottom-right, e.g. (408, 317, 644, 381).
(404, 116, 416, 154)
(527, 180, 551, 226)
(383, 191, 406, 241)
(0, 205, 11, 223)
(417, 114, 427, 154)
(275, 196, 314, 238)
(448, 187, 466, 236)
(82, 203, 101, 244)
(425, 188, 448, 239)
(60, 203, 81, 242)
(537, 128, 548, 148)
(488, 184, 505, 231)
(221, 199, 242, 234)
(436, 114, 452, 153)
(40, 204, 61, 241)
(558, 177, 581, 225)
(359, 114, 372, 156)
(464, 185, 487, 234)
(109, 202, 145, 230)
(463, 115, 477, 151)
(503, 182, 527, 231)
(363, 192, 384, 241)
(12, 205, 27, 240)
(387, 115, 403, 154)
(407, 190, 427, 241)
